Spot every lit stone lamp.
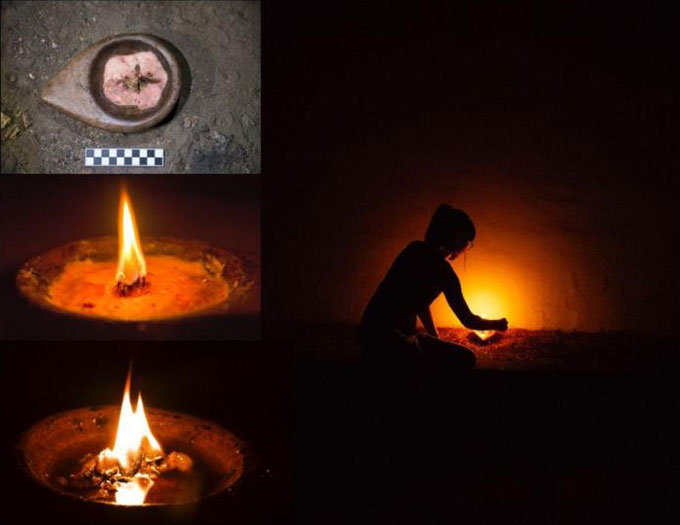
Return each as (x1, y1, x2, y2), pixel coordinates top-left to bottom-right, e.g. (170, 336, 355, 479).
(18, 370, 244, 506)
(16, 190, 257, 324)
(467, 290, 504, 344)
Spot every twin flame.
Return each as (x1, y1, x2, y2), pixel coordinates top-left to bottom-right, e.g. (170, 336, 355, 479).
(97, 371, 163, 505)
(116, 191, 147, 291)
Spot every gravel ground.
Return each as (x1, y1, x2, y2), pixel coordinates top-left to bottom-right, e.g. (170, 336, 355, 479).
(265, 322, 675, 372)
(439, 327, 673, 371)
(0, 0, 260, 173)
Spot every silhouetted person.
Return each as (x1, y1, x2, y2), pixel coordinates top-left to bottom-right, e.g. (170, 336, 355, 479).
(359, 204, 508, 368)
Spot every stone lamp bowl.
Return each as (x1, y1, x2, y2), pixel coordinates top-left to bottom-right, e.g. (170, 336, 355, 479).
(42, 34, 181, 133)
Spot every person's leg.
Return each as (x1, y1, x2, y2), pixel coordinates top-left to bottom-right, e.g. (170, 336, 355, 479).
(359, 331, 423, 363)
(417, 334, 476, 369)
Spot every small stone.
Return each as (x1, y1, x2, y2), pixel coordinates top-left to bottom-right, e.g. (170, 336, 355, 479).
(241, 114, 254, 127)
(1, 112, 10, 129)
(182, 116, 193, 129)
(211, 132, 227, 144)
(28, 72, 35, 80)
(161, 451, 194, 473)
(21, 113, 31, 129)
(51, 42, 58, 49)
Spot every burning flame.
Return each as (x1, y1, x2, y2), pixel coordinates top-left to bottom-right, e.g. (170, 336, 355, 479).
(99, 370, 162, 505)
(467, 290, 504, 341)
(473, 329, 495, 341)
(115, 474, 153, 506)
(116, 191, 147, 286)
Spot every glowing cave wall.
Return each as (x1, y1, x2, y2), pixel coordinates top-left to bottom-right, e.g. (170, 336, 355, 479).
(265, 1, 677, 336)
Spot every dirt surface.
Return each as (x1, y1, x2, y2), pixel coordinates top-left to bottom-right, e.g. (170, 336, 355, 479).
(269, 322, 676, 372)
(438, 327, 674, 371)
(1, 0, 260, 173)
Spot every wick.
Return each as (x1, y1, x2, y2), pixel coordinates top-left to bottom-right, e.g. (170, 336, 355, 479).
(115, 276, 147, 296)
(121, 63, 161, 93)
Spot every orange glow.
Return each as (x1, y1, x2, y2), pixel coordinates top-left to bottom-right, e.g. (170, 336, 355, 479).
(114, 474, 154, 506)
(466, 289, 503, 340)
(98, 370, 162, 505)
(116, 191, 147, 286)
(473, 329, 495, 341)
(430, 250, 526, 331)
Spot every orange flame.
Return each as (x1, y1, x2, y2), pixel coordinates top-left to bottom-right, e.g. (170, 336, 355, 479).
(466, 290, 503, 341)
(114, 474, 154, 506)
(116, 191, 146, 286)
(98, 369, 162, 505)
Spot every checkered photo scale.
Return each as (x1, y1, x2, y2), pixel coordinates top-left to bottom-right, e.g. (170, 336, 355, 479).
(85, 148, 164, 167)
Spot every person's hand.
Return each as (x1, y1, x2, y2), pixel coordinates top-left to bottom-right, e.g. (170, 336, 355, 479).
(494, 318, 508, 331)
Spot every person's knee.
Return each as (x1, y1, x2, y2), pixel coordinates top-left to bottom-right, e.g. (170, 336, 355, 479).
(465, 349, 476, 368)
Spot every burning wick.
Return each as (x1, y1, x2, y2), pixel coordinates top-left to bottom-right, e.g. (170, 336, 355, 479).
(97, 372, 162, 491)
(36, 187, 232, 321)
(67, 369, 194, 506)
(115, 192, 147, 296)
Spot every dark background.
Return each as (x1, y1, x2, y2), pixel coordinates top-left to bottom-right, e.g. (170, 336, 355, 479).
(0, 343, 292, 524)
(0, 174, 261, 339)
(0, 1, 678, 523)
(262, 1, 679, 523)
(263, 0, 678, 336)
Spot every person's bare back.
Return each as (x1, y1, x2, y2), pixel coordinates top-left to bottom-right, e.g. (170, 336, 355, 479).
(359, 205, 507, 365)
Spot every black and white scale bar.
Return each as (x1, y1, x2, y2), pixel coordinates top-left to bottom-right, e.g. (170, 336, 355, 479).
(85, 148, 164, 167)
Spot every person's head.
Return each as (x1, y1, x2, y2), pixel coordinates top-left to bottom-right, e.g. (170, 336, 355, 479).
(425, 204, 475, 261)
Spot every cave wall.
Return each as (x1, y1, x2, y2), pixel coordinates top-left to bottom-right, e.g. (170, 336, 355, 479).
(265, 1, 677, 335)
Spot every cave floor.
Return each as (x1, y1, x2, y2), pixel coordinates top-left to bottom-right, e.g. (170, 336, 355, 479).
(439, 327, 671, 372)
(278, 323, 675, 373)
(293, 328, 679, 523)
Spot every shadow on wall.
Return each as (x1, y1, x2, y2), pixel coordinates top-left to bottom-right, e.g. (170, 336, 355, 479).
(282, 162, 676, 336)
(354, 170, 676, 334)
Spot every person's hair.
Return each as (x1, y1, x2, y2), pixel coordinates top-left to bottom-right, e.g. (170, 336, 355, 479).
(425, 204, 476, 249)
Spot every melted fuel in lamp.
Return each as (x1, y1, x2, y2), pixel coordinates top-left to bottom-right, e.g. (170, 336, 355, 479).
(17, 189, 257, 322)
(47, 191, 226, 319)
(18, 370, 245, 506)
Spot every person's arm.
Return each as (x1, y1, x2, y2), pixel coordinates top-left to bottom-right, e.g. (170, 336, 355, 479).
(443, 269, 507, 331)
(418, 306, 439, 338)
